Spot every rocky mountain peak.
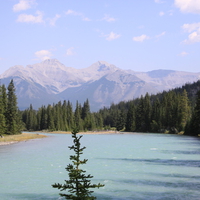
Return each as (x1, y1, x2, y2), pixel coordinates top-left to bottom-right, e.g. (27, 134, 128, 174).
(41, 59, 64, 67)
(86, 61, 119, 73)
(1, 59, 200, 111)
(0, 65, 26, 78)
(30, 59, 67, 71)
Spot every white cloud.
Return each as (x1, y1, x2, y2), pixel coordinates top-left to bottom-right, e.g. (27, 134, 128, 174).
(174, 0, 200, 14)
(13, 0, 36, 12)
(105, 32, 121, 41)
(66, 9, 78, 15)
(183, 32, 200, 44)
(102, 14, 116, 22)
(35, 50, 52, 61)
(65, 9, 91, 21)
(49, 14, 61, 26)
(156, 31, 166, 38)
(133, 34, 150, 42)
(159, 11, 165, 16)
(66, 47, 75, 56)
(178, 51, 188, 56)
(82, 17, 91, 21)
(16, 10, 44, 23)
(182, 22, 200, 32)
(182, 22, 200, 44)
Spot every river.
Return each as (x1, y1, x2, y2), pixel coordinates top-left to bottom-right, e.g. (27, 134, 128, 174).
(0, 132, 200, 200)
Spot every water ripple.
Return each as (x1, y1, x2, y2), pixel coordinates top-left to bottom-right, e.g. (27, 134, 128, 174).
(98, 158, 200, 167)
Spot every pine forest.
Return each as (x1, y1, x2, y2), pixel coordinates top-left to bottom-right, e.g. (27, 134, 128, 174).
(1, 80, 200, 136)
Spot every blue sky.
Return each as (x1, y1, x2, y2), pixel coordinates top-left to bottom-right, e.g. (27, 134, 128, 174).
(0, 0, 200, 74)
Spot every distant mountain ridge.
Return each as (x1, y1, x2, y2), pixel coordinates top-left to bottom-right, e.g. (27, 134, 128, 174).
(0, 59, 200, 111)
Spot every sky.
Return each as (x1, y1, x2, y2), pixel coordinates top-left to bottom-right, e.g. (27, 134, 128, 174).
(0, 0, 200, 74)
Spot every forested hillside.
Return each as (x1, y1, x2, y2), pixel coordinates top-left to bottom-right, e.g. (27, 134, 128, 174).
(20, 80, 200, 136)
(2, 79, 198, 136)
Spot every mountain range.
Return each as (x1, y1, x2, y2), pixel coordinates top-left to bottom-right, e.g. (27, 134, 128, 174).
(0, 59, 200, 111)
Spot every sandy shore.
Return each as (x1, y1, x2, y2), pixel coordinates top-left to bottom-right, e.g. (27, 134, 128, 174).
(0, 131, 119, 146)
(0, 132, 47, 146)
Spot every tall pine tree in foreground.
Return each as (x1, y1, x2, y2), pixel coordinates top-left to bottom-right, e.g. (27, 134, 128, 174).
(52, 129, 104, 200)
(0, 85, 6, 135)
(6, 80, 21, 135)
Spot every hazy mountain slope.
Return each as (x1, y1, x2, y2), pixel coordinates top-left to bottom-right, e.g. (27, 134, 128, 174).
(58, 70, 158, 110)
(131, 69, 200, 91)
(0, 59, 199, 111)
(1, 76, 59, 110)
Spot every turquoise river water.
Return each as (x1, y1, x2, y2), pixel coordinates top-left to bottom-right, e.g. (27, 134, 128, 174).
(0, 132, 200, 200)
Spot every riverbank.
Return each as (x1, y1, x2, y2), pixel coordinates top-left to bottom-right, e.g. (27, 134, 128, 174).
(0, 131, 118, 146)
(0, 132, 47, 146)
(0, 130, 133, 146)
(36, 130, 118, 135)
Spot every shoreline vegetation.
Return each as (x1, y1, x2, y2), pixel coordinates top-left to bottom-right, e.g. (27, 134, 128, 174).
(0, 132, 47, 146)
(0, 130, 117, 146)
(0, 130, 196, 146)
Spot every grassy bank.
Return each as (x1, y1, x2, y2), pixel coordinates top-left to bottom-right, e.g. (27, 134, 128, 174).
(0, 132, 47, 145)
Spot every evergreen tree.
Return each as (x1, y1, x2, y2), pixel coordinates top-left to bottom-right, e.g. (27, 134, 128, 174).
(125, 102, 136, 132)
(135, 95, 145, 131)
(52, 129, 104, 199)
(82, 99, 92, 131)
(39, 106, 48, 130)
(0, 85, 6, 135)
(57, 101, 64, 130)
(54, 103, 61, 130)
(81, 99, 90, 120)
(93, 112, 103, 130)
(151, 98, 161, 132)
(62, 100, 68, 130)
(6, 80, 20, 134)
(116, 110, 126, 131)
(66, 100, 74, 131)
(47, 104, 55, 131)
(26, 104, 37, 130)
(185, 90, 200, 136)
(1, 84, 7, 116)
(178, 90, 191, 131)
(143, 93, 152, 131)
(74, 101, 83, 131)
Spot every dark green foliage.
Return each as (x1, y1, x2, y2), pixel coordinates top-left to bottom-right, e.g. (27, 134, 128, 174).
(74, 101, 83, 131)
(98, 82, 194, 134)
(0, 80, 22, 135)
(151, 98, 161, 132)
(178, 90, 190, 131)
(116, 110, 126, 131)
(25, 104, 37, 130)
(52, 129, 104, 199)
(46, 104, 55, 131)
(185, 90, 200, 136)
(21, 80, 200, 135)
(125, 103, 135, 132)
(5, 80, 21, 134)
(0, 85, 6, 135)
